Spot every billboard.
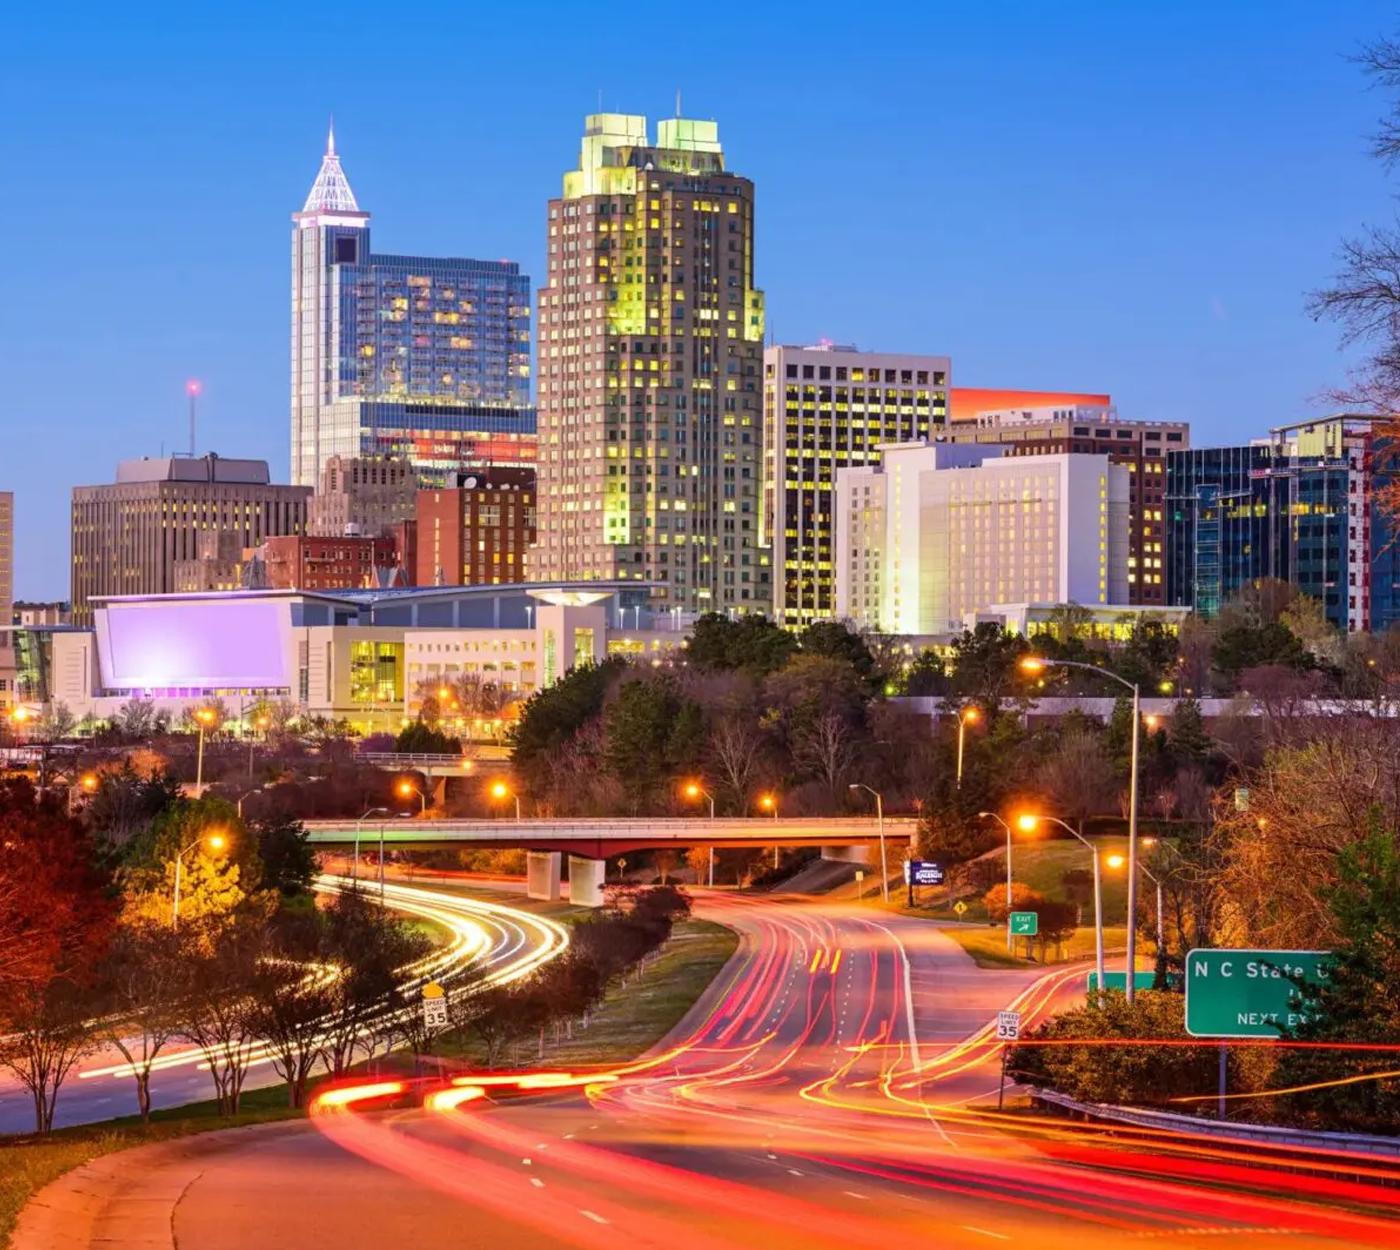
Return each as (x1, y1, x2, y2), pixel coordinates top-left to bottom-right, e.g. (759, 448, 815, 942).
(97, 599, 294, 691)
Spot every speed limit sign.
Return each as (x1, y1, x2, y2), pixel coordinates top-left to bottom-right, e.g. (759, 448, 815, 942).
(996, 1010, 1022, 1041)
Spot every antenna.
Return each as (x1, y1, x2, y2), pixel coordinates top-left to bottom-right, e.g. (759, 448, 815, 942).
(597, 88, 603, 112)
(676, 89, 682, 117)
(186, 379, 202, 456)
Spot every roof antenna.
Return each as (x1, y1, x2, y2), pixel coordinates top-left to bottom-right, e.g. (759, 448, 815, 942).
(676, 89, 682, 117)
(597, 88, 603, 112)
(327, 114, 336, 156)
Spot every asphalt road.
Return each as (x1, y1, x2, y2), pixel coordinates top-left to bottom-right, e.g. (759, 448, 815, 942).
(73, 887, 1400, 1249)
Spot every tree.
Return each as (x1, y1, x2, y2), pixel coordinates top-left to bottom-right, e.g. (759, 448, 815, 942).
(245, 955, 335, 1108)
(708, 715, 762, 807)
(1279, 593, 1344, 669)
(602, 676, 706, 811)
(983, 883, 1048, 926)
(253, 815, 318, 898)
(946, 623, 1030, 716)
(798, 620, 878, 686)
(100, 923, 191, 1124)
(510, 657, 625, 790)
(85, 760, 183, 851)
(394, 720, 462, 755)
(0, 978, 97, 1133)
(902, 649, 946, 697)
(687, 613, 796, 675)
(793, 710, 855, 793)
(121, 797, 254, 931)
(179, 918, 266, 1115)
(1039, 726, 1118, 840)
(115, 698, 159, 739)
(34, 702, 76, 743)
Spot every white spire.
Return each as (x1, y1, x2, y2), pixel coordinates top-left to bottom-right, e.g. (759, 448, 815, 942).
(302, 121, 359, 214)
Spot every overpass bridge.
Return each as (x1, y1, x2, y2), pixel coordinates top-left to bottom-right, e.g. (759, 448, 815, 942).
(303, 816, 918, 907)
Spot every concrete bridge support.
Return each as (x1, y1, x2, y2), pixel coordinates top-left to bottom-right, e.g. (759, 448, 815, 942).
(821, 844, 870, 864)
(526, 851, 562, 902)
(430, 776, 448, 809)
(568, 855, 606, 908)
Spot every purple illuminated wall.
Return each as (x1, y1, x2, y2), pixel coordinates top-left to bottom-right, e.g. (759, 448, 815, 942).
(96, 600, 293, 690)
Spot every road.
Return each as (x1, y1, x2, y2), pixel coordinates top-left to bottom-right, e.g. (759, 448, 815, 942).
(0, 878, 569, 1133)
(37, 887, 1400, 1249)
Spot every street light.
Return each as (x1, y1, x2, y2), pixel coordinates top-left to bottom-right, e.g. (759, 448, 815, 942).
(171, 831, 228, 930)
(249, 715, 269, 778)
(1108, 851, 1165, 957)
(490, 780, 521, 820)
(848, 783, 888, 902)
(355, 807, 390, 882)
(193, 707, 217, 794)
(683, 782, 716, 887)
(1017, 813, 1107, 1003)
(1021, 655, 1144, 1004)
(397, 778, 427, 814)
(956, 705, 978, 789)
(235, 789, 259, 820)
(759, 794, 779, 869)
(978, 812, 1015, 952)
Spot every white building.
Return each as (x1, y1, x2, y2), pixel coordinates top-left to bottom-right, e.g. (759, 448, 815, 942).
(835, 442, 1130, 637)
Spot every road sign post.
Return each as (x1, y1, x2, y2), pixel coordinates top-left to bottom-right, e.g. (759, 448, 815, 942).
(996, 1010, 1022, 1111)
(855, 869, 865, 902)
(422, 980, 448, 1031)
(902, 859, 945, 908)
(1183, 949, 1331, 1038)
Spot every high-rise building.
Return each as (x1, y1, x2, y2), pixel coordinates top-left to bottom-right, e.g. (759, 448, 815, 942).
(944, 404, 1186, 606)
(416, 468, 536, 587)
(1166, 416, 1399, 632)
(835, 442, 1131, 636)
(71, 456, 310, 625)
(261, 534, 400, 591)
(762, 344, 950, 625)
(0, 491, 13, 709)
(533, 113, 768, 614)
(948, 388, 1111, 421)
(308, 455, 419, 537)
(291, 126, 536, 488)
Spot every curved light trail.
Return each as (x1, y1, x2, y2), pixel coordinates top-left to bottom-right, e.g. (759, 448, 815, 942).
(307, 890, 1400, 1249)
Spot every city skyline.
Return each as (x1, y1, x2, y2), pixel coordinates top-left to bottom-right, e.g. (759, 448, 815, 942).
(3, 1, 1394, 597)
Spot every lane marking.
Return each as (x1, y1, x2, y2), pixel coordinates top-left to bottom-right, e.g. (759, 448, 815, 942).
(787, 1168, 803, 1176)
(530, 1178, 545, 1188)
(579, 1210, 609, 1225)
(843, 1190, 869, 1200)
(962, 1228, 1009, 1241)
(521, 1158, 532, 1165)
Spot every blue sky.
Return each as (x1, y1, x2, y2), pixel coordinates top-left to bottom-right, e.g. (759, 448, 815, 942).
(1, 0, 1394, 598)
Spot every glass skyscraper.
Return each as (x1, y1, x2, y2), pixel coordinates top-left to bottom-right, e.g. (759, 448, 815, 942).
(291, 126, 535, 487)
(1166, 416, 1400, 633)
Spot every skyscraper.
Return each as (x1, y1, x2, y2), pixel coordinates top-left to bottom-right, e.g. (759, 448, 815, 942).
(762, 344, 950, 626)
(291, 126, 535, 489)
(534, 113, 768, 614)
(0, 491, 13, 710)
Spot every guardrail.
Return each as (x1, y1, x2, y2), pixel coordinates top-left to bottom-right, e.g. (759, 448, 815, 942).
(1031, 1087, 1400, 1160)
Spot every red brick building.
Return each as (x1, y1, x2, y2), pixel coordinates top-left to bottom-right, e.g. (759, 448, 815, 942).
(416, 468, 536, 587)
(262, 534, 400, 591)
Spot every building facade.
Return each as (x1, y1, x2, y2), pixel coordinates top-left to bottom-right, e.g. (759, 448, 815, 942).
(944, 404, 1186, 606)
(308, 455, 419, 537)
(71, 456, 310, 626)
(417, 468, 536, 588)
(533, 113, 768, 615)
(762, 344, 950, 626)
(261, 534, 399, 592)
(291, 127, 534, 488)
(835, 442, 1130, 637)
(1166, 416, 1400, 632)
(948, 388, 1111, 421)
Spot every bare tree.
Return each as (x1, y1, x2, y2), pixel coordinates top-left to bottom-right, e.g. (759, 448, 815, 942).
(794, 711, 855, 792)
(245, 961, 335, 1108)
(0, 979, 96, 1133)
(1039, 726, 1118, 839)
(180, 921, 265, 1116)
(101, 924, 190, 1124)
(708, 715, 760, 806)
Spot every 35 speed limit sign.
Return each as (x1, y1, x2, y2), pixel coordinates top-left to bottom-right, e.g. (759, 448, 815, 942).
(995, 1010, 1022, 1041)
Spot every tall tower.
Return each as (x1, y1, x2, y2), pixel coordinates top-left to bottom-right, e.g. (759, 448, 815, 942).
(534, 114, 768, 615)
(290, 127, 535, 491)
(291, 124, 371, 487)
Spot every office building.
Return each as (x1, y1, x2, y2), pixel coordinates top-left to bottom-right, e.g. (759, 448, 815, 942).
(308, 455, 419, 537)
(71, 456, 310, 626)
(261, 534, 400, 592)
(13, 602, 70, 627)
(948, 388, 1111, 421)
(1166, 415, 1400, 632)
(0, 492, 12, 708)
(417, 468, 536, 587)
(835, 442, 1130, 637)
(945, 404, 1187, 606)
(533, 113, 768, 614)
(172, 532, 253, 593)
(763, 344, 950, 625)
(291, 127, 535, 488)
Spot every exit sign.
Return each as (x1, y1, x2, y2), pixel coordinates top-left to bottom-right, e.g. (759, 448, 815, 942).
(1009, 911, 1038, 936)
(1184, 948, 1331, 1038)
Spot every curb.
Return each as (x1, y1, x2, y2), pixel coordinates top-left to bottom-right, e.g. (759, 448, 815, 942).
(13, 1120, 313, 1250)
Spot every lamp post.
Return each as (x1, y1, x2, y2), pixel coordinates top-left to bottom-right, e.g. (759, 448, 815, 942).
(235, 790, 258, 820)
(1022, 656, 1143, 1003)
(759, 794, 778, 869)
(171, 832, 228, 930)
(193, 707, 217, 795)
(397, 779, 427, 814)
(979, 812, 1014, 952)
(379, 811, 411, 900)
(1019, 813, 1107, 1002)
(1111, 852, 1164, 956)
(355, 807, 389, 881)
(491, 781, 521, 820)
(956, 705, 978, 789)
(684, 782, 716, 887)
(249, 715, 269, 778)
(848, 783, 888, 903)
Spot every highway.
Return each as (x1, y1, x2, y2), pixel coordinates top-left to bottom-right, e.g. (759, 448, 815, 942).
(44, 886, 1400, 1249)
(0, 878, 570, 1134)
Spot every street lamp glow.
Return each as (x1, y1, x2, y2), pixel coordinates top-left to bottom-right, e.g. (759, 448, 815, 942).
(1016, 813, 1039, 834)
(80, 773, 98, 792)
(491, 782, 509, 800)
(684, 782, 701, 799)
(1019, 656, 1046, 674)
(960, 706, 978, 723)
(397, 780, 414, 797)
(195, 707, 217, 726)
(207, 833, 227, 853)
(437, 686, 451, 700)
(1105, 852, 1126, 870)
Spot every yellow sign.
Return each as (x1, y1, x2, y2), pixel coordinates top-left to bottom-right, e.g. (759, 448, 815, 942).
(953, 900, 968, 916)
(422, 981, 445, 999)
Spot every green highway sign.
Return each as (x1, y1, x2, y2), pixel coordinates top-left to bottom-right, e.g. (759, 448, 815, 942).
(1087, 970, 1158, 994)
(1009, 911, 1038, 936)
(1184, 948, 1331, 1038)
